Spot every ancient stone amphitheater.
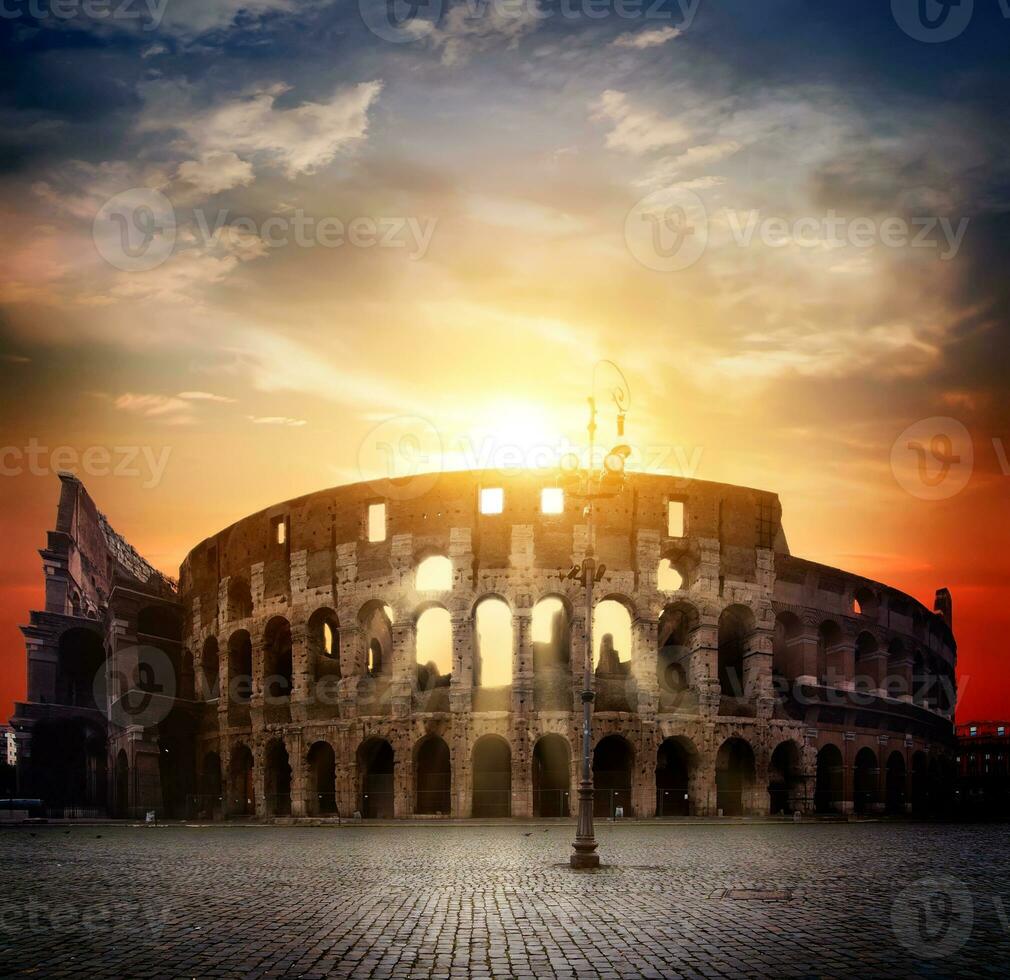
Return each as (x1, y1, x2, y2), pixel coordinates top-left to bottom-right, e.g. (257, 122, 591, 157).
(15, 469, 957, 820)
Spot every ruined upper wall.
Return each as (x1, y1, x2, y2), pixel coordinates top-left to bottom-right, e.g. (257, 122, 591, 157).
(179, 470, 784, 626)
(42, 473, 176, 618)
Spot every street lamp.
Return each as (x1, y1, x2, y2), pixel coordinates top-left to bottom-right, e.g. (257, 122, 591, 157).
(565, 360, 631, 870)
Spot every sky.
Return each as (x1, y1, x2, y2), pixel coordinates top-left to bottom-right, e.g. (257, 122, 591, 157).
(0, 0, 1008, 723)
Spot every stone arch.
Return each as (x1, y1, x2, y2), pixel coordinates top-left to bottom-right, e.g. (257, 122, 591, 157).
(772, 610, 803, 686)
(307, 607, 340, 684)
(593, 733, 634, 817)
(201, 636, 220, 701)
(817, 619, 846, 687)
(471, 734, 511, 817)
(814, 743, 844, 814)
(656, 736, 698, 816)
(228, 743, 255, 815)
(262, 617, 293, 702)
(853, 586, 879, 618)
(885, 751, 907, 815)
(657, 558, 685, 592)
(414, 734, 451, 815)
(532, 595, 572, 711)
(359, 600, 393, 678)
(227, 576, 252, 621)
(853, 746, 879, 814)
(473, 596, 513, 689)
(717, 604, 755, 701)
(306, 741, 337, 816)
(657, 602, 698, 711)
(768, 739, 805, 815)
(227, 630, 253, 704)
(532, 733, 571, 817)
(357, 737, 395, 818)
(593, 595, 634, 669)
(264, 738, 292, 817)
(415, 605, 452, 705)
(715, 736, 756, 816)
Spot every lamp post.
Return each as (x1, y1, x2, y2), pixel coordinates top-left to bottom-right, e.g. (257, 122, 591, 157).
(567, 360, 631, 870)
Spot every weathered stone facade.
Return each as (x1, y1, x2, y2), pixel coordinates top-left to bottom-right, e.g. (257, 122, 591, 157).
(13, 469, 957, 819)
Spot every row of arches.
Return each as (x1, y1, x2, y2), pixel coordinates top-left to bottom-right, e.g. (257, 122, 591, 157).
(197, 733, 813, 820)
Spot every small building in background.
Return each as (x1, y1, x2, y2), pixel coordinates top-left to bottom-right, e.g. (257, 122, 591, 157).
(957, 722, 1010, 818)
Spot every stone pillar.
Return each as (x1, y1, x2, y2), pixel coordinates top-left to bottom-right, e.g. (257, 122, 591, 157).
(512, 606, 533, 715)
(390, 623, 413, 719)
(288, 732, 306, 818)
(690, 625, 719, 716)
(290, 622, 310, 723)
(691, 751, 715, 816)
(450, 612, 473, 714)
(744, 628, 775, 719)
(632, 617, 658, 717)
(511, 719, 532, 818)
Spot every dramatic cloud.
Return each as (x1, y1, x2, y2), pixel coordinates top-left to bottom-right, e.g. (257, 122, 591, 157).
(176, 152, 255, 195)
(612, 27, 682, 49)
(139, 80, 383, 178)
(592, 90, 689, 155)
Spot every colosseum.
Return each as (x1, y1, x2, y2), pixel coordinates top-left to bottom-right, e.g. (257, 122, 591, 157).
(13, 468, 957, 820)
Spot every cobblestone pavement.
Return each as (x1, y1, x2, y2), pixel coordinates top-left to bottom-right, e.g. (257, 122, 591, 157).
(2, 821, 1008, 979)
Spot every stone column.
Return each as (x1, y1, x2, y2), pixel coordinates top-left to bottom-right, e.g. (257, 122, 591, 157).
(512, 606, 533, 716)
(691, 750, 716, 816)
(744, 628, 775, 719)
(632, 617, 658, 718)
(290, 622, 309, 723)
(690, 625, 719, 716)
(288, 732, 306, 818)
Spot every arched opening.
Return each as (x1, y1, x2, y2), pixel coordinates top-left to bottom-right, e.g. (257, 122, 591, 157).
(656, 737, 695, 816)
(594, 599, 633, 713)
(57, 628, 105, 708)
(264, 740, 292, 817)
(768, 740, 804, 815)
(471, 736, 511, 817)
(227, 577, 252, 621)
(593, 734, 633, 817)
(263, 617, 293, 703)
(227, 631, 253, 703)
(717, 605, 754, 703)
(115, 749, 130, 818)
(593, 599, 632, 670)
(359, 601, 393, 678)
(357, 738, 394, 818)
(853, 747, 879, 814)
(885, 752, 907, 815)
(716, 737, 756, 816)
(532, 597, 572, 711)
(657, 603, 697, 712)
(474, 597, 512, 688)
(911, 750, 929, 816)
(533, 734, 571, 817)
(886, 639, 908, 699)
(853, 587, 879, 618)
(416, 555, 452, 592)
(816, 620, 844, 687)
(306, 741, 337, 816)
(814, 744, 844, 814)
(307, 608, 340, 684)
(228, 744, 255, 816)
(772, 611, 802, 687)
(199, 751, 222, 819)
(415, 735, 451, 815)
(201, 637, 220, 701)
(854, 632, 880, 693)
(416, 607, 452, 706)
(657, 559, 683, 592)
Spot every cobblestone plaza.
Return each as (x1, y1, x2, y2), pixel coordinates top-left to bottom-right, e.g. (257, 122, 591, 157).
(2, 822, 1007, 979)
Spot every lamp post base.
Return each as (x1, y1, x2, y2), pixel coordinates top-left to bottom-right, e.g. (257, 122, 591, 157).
(570, 848, 600, 869)
(570, 777, 599, 868)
